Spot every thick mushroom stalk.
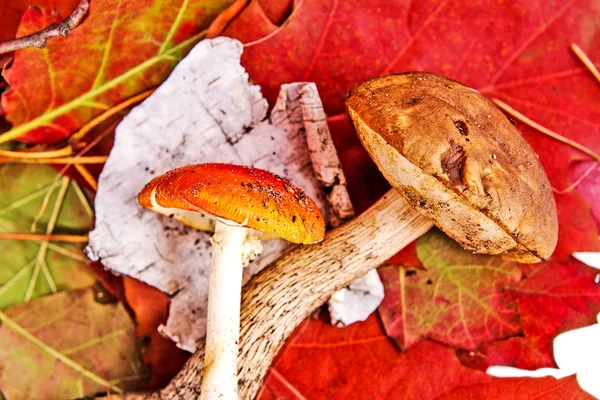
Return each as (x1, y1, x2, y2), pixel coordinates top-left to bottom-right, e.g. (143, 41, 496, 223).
(202, 221, 261, 400)
(138, 163, 325, 400)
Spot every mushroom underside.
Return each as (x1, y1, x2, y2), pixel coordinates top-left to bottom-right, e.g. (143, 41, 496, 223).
(349, 108, 543, 263)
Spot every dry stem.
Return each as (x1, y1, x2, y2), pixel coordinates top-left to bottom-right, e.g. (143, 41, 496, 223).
(0, 155, 107, 165)
(70, 88, 155, 143)
(0, 146, 72, 159)
(571, 43, 600, 84)
(74, 164, 98, 191)
(492, 98, 600, 161)
(0, 0, 90, 55)
(0, 232, 88, 243)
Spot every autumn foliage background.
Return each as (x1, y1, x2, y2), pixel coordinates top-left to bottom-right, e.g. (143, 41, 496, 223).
(0, 0, 599, 398)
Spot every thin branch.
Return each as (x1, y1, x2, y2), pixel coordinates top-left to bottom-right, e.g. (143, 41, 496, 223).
(492, 98, 600, 161)
(74, 164, 98, 191)
(0, 0, 90, 55)
(571, 43, 600, 84)
(0, 155, 108, 165)
(70, 88, 155, 143)
(0, 232, 88, 243)
(0, 146, 72, 159)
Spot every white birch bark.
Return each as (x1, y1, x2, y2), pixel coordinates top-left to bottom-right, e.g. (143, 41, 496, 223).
(86, 37, 383, 351)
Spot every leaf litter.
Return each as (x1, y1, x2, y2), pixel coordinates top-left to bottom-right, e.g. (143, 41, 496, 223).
(0, 286, 146, 399)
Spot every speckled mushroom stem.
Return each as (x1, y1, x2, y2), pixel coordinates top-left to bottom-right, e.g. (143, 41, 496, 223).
(200, 221, 254, 400)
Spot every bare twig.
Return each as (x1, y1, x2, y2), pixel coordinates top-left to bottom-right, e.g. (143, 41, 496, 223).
(0, 232, 89, 243)
(571, 43, 600, 84)
(492, 98, 600, 161)
(0, 146, 72, 159)
(0, 0, 90, 55)
(70, 88, 155, 143)
(0, 155, 108, 165)
(74, 164, 98, 191)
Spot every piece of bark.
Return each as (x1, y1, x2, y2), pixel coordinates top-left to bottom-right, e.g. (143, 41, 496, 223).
(86, 38, 330, 352)
(328, 269, 385, 326)
(100, 190, 433, 400)
(299, 83, 354, 227)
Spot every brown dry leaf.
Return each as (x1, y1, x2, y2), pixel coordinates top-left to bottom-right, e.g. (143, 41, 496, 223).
(0, 286, 147, 399)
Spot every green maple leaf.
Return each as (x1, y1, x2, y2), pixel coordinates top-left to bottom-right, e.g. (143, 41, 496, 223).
(0, 163, 94, 309)
(379, 229, 523, 350)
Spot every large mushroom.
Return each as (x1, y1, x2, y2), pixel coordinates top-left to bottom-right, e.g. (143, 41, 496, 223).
(152, 72, 559, 400)
(138, 163, 325, 400)
(346, 72, 558, 262)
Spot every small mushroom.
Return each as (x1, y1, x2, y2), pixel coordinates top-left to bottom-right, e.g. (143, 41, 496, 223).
(138, 163, 325, 400)
(345, 71, 558, 262)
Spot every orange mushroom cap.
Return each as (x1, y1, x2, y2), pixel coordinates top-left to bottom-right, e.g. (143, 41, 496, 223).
(138, 163, 326, 244)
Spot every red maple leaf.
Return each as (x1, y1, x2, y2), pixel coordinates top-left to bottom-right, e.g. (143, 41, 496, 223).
(378, 230, 523, 351)
(459, 258, 600, 371)
(258, 314, 493, 400)
(122, 277, 190, 390)
(1, 0, 230, 143)
(258, 313, 594, 399)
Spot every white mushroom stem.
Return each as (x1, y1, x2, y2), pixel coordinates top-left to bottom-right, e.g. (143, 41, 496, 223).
(200, 221, 261, 400)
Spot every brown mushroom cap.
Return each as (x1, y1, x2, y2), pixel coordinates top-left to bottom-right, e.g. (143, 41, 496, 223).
(345, 72, 558, 262)
(138, 163, 325, 244)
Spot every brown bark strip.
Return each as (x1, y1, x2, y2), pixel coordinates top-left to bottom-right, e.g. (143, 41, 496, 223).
(299, 83, 355, 226)
(0, 0, 90, 55)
